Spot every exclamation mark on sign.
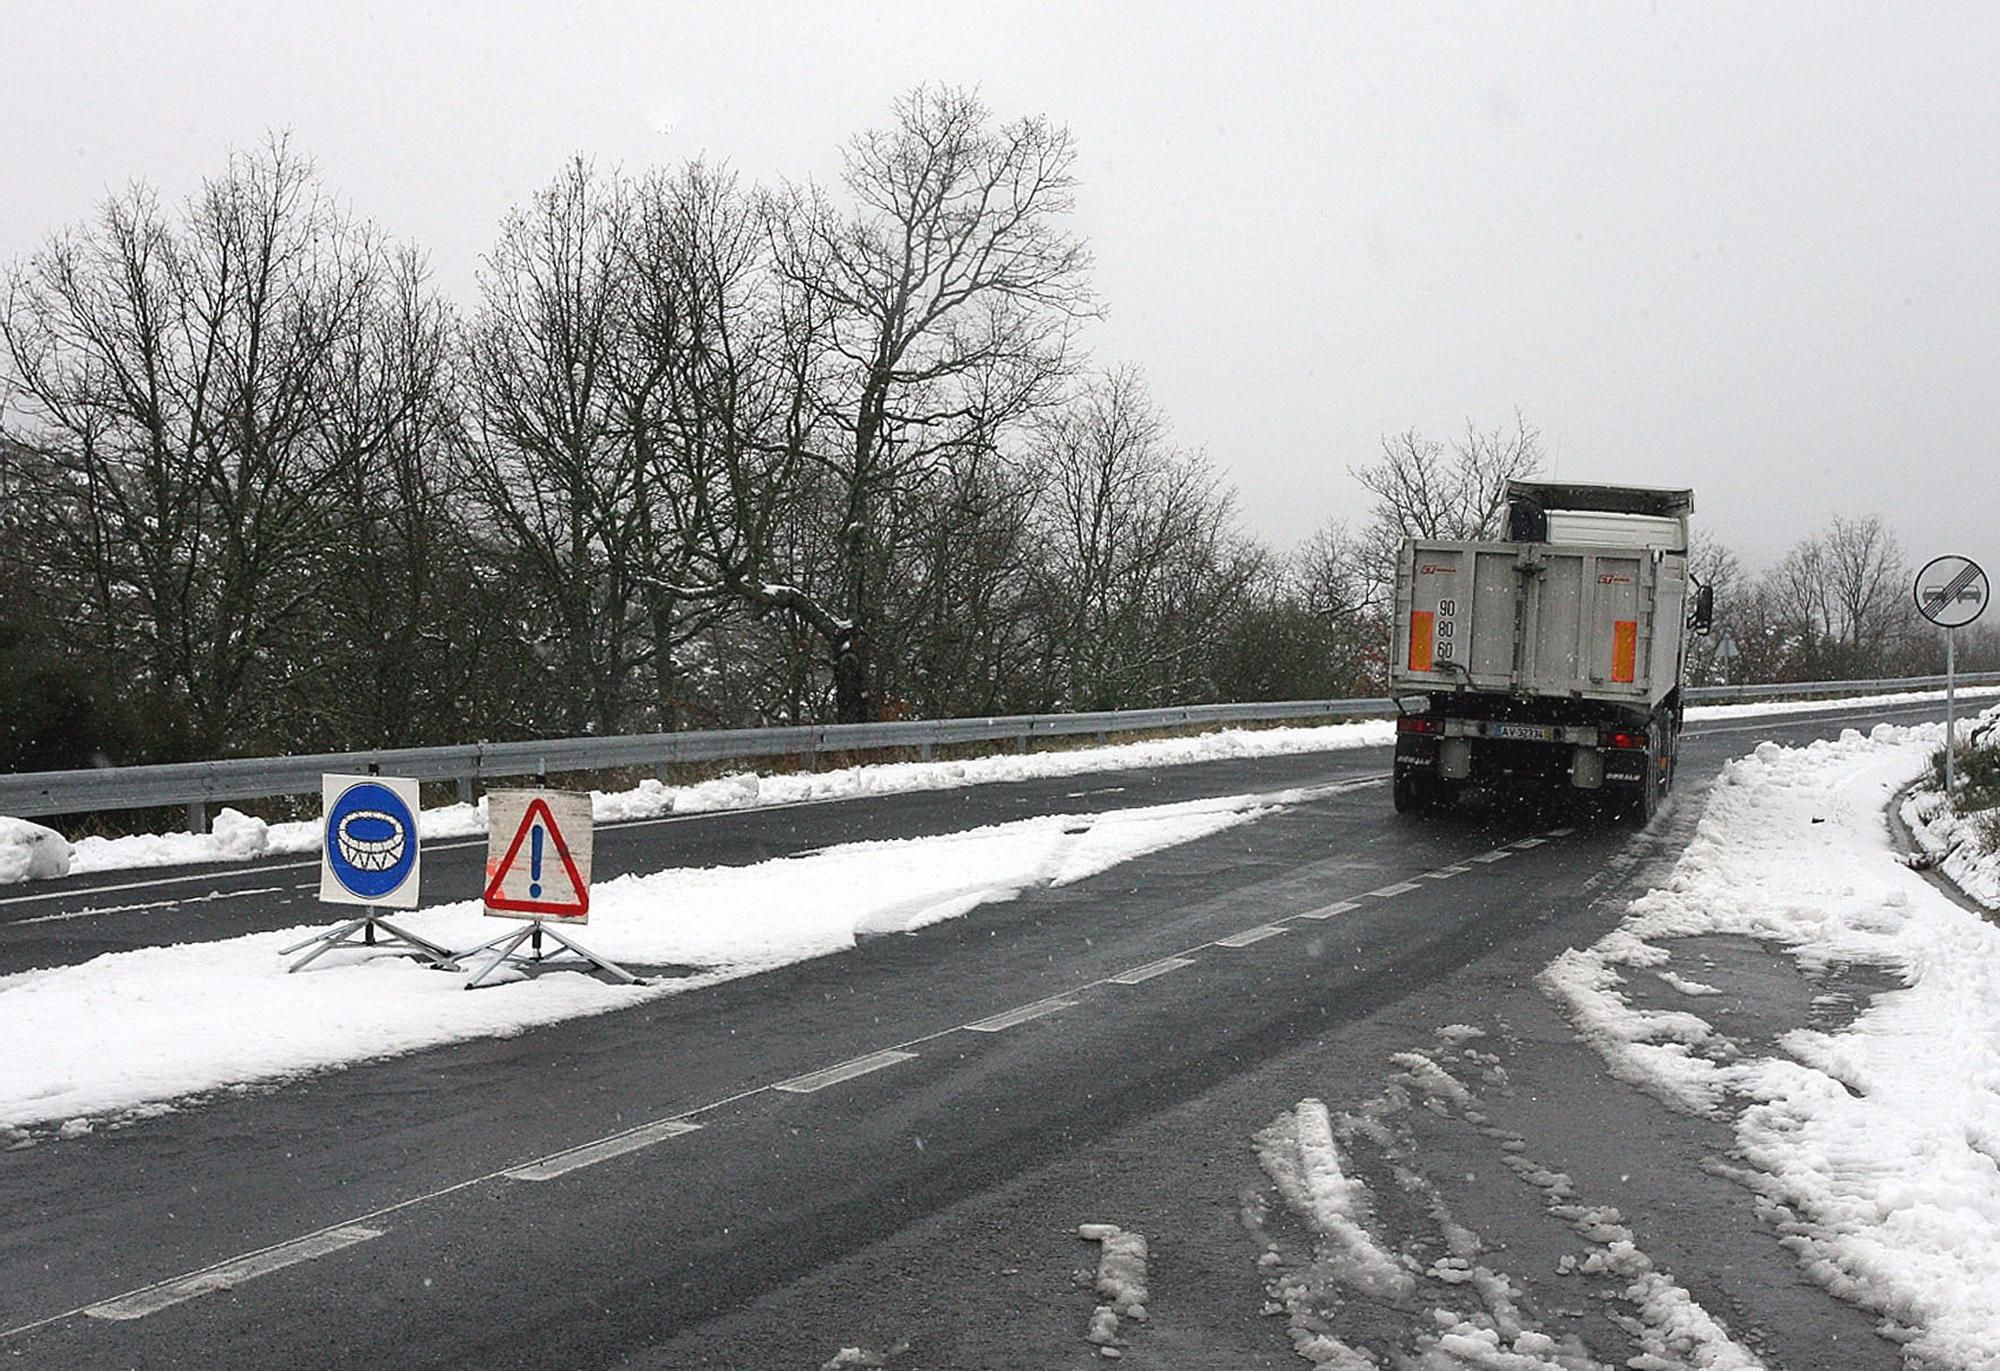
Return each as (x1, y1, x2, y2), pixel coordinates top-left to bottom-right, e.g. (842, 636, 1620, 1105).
(529, 825, 544, 899)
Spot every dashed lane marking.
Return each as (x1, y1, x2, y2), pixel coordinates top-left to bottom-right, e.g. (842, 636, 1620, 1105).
(1511, 837, 1546, 849)
(1545, 827, 1576, 837)
(84, 1226, 384, 1321)
(774, 1049, 921, 1094)
(1420, 865, 1470, 880)
(1470, 850, 1513, 863)
(12, 815, 1582, 1337)
(504, 1120, 703, 1181)
(965, 998, 1079, 1033)
(1109, 956, 1198, 985)
(1216, 925, 1290, 948)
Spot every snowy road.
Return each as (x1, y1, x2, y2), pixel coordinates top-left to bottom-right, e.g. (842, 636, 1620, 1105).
(0, 697, 1970, 1368)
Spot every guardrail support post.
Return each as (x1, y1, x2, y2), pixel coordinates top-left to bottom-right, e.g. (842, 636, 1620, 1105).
(186, 800, 209, 834)
(456, 776, 475, 805)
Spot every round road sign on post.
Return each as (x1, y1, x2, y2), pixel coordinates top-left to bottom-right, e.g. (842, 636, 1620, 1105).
(1914, 555, 1989, 628)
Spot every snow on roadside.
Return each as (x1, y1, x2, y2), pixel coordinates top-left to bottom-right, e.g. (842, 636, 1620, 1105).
(37, 721, 1391, 883)
(0, 791, 1274, 1137)
(1683, 684, 2000, 724)
(1540, 720, 2000, 1367)
(22, 688, 1991, 886)
(0, 816, 73, 884)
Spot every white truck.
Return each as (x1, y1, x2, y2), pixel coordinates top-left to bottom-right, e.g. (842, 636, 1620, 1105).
(1389, 480, 1713, 822)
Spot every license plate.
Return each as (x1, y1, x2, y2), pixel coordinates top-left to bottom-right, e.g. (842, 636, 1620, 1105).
(1491, 723, 1555, 741)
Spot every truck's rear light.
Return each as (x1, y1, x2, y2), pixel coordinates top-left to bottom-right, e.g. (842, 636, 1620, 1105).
(1605, 730, 1647, 750)
(1397, 716, 1442, 735)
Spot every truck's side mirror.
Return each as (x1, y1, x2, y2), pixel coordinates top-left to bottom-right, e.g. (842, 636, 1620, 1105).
(1689, 583, 1715, 635)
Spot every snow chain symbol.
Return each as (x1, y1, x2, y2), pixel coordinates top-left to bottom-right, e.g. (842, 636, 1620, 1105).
(335, 810, 408, 872)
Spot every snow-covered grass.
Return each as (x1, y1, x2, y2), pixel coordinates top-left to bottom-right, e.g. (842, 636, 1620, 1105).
(1541, 718, 2000, 1366)
(12, 685, 1992, 889)
(0, 789, 1282, 1140)
(1901, 704, 2000, 910)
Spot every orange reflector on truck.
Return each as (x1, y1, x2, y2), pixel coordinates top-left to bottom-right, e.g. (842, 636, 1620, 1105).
(1409, 611, 1435, 672)
(1611, 620, 1638, 683)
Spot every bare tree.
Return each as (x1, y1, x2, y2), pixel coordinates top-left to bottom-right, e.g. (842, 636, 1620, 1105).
(1345, 412, 1543, 626)
(2, 138, 399, 756)
(1028, 367, 1252, 708)
(461, 160, 651, 735)
(1820, 513, 1908, 671)
(1289, 519, 1388, 690)
(755, 85, 1098, 722)
(1352, 413, 1543, 543)
(1754, 514, 1912, 680)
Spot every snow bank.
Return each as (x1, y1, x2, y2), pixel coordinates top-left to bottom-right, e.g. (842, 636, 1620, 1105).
(0, 817, 73, 884)
(38, 721, 1390, 881)
(1541, 720, 2000, 1365)
(0, 791, 1270, 1135)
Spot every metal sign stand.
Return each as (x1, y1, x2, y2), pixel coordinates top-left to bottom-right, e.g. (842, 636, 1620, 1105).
(293, 771, 449, 972)
(282, 910, 459, 974)
(458, 918, 643, 990)
(1946, 627, 1958, 798)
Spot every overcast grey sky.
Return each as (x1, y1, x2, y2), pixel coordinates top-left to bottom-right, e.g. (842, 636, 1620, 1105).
(5, 2, 1994, 578)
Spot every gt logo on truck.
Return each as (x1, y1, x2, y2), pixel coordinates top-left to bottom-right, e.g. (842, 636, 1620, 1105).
(1419, 564, 1457, 575)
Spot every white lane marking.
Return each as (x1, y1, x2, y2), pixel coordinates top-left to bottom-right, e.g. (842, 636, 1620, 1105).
(1511, 837, 1546, 849)
(774, 1049, 920, 1094)
(504, 1120, 702, 1181)
(1367, 881, 1421, 897)
(1295, 899, 1361, 920)
(1420, 865, 1470, 880)
(965, 998, 1079, 1033)
(1545, 827, 1576, 838)
(16, 886, 286, 926)
(1109, 956, 1197, 985)
(1471, 850, 1512, 863)
(0, 865, 326, 908)
(84, 1226, 384, 1320)
(1216, 925, 1290, 948)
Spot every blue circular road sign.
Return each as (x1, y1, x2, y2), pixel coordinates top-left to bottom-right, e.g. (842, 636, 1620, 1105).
(324, 780, 419, 901)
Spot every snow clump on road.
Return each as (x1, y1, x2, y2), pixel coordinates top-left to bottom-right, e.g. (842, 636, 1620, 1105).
(0, 816, 72, 884)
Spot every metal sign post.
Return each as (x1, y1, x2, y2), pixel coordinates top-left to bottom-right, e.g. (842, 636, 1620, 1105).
(1913, 555, 1990, 800)
(461, 787, 643, 989)
(286, 773, 457, 972)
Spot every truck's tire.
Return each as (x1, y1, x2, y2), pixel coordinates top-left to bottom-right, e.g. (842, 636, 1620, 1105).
(1393, 770, 1433, 814)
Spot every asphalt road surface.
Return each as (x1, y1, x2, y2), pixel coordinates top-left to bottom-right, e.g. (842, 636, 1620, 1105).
(0, 699, 1958, 1368)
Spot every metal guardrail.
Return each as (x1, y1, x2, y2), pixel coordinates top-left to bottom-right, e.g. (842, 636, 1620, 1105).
(4, 674, 1997, 832)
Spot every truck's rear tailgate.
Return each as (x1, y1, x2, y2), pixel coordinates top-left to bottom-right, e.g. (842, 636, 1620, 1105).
(1391, 539, 1685, 707)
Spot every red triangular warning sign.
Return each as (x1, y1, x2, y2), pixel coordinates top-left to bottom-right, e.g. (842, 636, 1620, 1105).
(484, 796, 590, 918)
